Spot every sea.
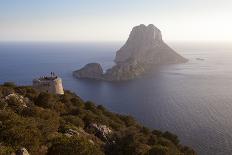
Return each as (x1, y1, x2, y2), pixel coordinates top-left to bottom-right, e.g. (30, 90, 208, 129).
(1, 42, 232, 155)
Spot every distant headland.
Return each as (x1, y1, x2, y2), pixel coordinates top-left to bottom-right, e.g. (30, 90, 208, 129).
(73, 24, 188, 81)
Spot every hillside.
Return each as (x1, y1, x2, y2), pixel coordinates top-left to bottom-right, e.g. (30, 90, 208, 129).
(0, 83, 196, 155)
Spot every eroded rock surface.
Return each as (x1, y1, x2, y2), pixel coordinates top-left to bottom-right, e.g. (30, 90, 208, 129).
(88, 123, 112, 142)
(3, 93, 30, 108)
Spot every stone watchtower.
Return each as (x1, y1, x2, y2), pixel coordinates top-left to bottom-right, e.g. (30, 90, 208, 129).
(33, 73, 64, 95)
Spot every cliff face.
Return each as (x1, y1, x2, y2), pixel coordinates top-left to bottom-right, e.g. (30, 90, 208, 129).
(115, 24, 163, 64)
(73, 24, 188, 81)
(115, 24, 187, 66)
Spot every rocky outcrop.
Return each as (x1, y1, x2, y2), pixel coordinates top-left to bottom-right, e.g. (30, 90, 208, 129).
(4, 93, 30, 108)
(64, 128, 80, 137)
(73, 63, 103, 79)
(16, 148, 30, 155)
(73, 24, 188, 81)
(88, 123, 112, 142)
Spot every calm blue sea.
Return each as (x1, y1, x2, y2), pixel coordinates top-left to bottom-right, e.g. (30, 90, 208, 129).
(1, 42, 232, 155)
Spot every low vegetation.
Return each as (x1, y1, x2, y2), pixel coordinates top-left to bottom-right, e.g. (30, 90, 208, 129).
(0, 83, 196, 155)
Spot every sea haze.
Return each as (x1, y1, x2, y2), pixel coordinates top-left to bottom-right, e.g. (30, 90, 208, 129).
(1, 42, 232, 155)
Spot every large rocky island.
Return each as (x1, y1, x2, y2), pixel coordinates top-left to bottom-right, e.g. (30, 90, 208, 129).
(73, 24, 188, 81)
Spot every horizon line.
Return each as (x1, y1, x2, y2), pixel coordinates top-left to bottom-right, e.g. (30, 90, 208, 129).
(0, 40, 232, 44)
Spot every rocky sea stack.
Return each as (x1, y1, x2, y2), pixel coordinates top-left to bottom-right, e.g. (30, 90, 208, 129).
(73, 24, 188, 81)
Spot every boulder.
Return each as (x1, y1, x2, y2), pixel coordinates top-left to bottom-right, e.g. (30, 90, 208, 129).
(15, 148, 30, 155)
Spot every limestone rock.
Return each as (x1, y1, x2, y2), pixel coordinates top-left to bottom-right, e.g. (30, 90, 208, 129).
(88, 123, 112, 142)
(64, 128, 80, 137)
(73, 63, 103, 79)
(4, 93, 29, 108)
(16, 148, 30, 155)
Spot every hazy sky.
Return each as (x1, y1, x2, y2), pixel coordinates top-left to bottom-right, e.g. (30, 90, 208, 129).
(1, 0, 232, 42)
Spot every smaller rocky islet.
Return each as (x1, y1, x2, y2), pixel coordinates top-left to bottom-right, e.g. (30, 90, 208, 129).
(73, 24, 188, 81)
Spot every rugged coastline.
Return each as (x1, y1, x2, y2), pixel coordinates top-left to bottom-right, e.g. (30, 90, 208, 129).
(0, 82, 196, 155)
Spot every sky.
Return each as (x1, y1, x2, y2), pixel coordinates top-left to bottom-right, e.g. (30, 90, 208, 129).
(1, 0, 232, 42)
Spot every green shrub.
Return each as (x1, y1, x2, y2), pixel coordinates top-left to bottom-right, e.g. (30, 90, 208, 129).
(162, 131, 179, 146)
(71, 97, 84, 108)
(62, 115, 85, 128)
(3, 82, 16, 87)
(35, 92, 56, 108)
(47, 136, 104, 155)
(33, 107, 60, 136)
(0, 111, 42, 152)
(180, 146, 196, 155)
(85, 101, 97, 112)
(148, 134, 158, 145)
(119, 115, 137, 127)
(152, 129, 163, 137)
(147, 145, 169, 155)
(0, 146, 14, 155)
